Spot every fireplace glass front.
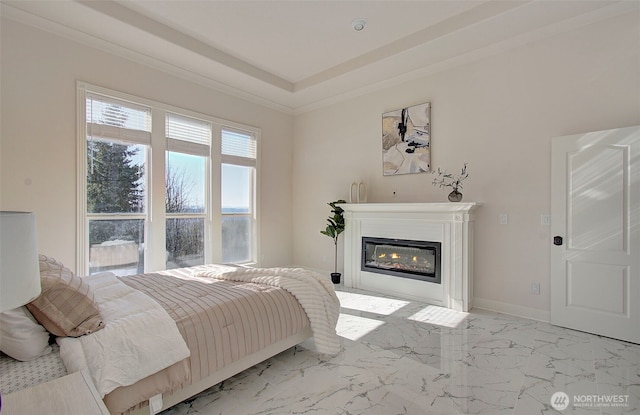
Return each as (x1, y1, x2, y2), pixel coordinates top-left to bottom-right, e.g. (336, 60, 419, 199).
(361, 237, 441, 284)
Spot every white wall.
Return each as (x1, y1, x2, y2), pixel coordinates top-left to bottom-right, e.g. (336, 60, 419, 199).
(0, 19, 294, 271)
(292, 12, 640, 320)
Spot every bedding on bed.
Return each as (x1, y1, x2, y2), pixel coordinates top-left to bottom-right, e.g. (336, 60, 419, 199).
(193, 266, 341, 355)
(120, 264, 316, 384)
(0, 344, 67, 394)
(57, 272, 190, 397)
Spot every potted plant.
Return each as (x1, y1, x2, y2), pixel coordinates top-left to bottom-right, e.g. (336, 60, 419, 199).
(432, 162, 469, 202)
(320, 199, 346, 283)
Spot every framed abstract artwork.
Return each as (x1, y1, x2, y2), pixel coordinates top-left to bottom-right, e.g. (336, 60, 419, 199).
(382, 102, 431, 176)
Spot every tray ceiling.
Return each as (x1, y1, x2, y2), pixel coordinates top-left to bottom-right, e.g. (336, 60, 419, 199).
(2, 0, 635, 113)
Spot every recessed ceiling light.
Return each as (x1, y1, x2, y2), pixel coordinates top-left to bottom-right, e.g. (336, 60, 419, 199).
(352, 18, 367, 32)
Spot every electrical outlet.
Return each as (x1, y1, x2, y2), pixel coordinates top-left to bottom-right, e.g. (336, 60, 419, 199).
(531, 282, 540, 295)
(499, 213, 508, 225)
(541, 214, 551, 226)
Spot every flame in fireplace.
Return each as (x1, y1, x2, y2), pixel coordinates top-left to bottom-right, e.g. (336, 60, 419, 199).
(364, 237, 441, 284)
(379, 252, 417, 261)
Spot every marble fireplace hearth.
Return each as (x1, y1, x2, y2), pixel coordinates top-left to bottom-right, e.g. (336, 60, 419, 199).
(342, 203, 479, 312)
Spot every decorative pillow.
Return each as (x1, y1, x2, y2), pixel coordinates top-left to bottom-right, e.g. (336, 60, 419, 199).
(26, 255, 104, 337)
(0, 306, 52, 361)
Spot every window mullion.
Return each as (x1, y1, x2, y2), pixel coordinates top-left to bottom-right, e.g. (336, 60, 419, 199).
(148, 108, 167, 272)
(165, 213, 207, 219)
(252, 165, 258, 265)
(210, 124, 223, 264)
(87, 213, 147, 220)
(77, 84, 89, 275)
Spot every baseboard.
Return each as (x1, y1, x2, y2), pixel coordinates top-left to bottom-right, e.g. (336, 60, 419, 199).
(473, 297, 550, 323)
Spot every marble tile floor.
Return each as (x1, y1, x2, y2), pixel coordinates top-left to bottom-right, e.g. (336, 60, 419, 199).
(162, 287, 639, 415)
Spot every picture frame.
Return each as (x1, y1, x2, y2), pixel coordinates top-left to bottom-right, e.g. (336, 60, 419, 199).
(382, 102, 431, 176)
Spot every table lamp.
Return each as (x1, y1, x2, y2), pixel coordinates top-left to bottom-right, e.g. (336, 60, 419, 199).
(0, 211, 41, 312)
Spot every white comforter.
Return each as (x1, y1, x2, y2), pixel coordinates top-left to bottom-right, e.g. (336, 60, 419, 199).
(57, 272, 190, 397)
(194, 267, 341, 355)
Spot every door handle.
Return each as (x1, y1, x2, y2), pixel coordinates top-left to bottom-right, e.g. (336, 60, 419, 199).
(553, 236, 563, 246)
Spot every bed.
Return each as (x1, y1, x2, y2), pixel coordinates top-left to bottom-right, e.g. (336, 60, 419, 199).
(0, 256, 340, 415)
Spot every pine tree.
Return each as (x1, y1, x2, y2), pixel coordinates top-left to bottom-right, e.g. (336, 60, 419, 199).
(86, 104, 144, 214)
(87, 141, 144, 213)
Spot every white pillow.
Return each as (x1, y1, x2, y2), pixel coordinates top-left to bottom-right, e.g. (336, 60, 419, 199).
(0, 306, 52, 361)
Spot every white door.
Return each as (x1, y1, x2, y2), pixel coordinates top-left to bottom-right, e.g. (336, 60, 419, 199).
(550, 126, 640, 344)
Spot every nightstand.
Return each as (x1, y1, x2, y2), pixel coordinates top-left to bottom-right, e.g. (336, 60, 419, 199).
(2, 370, 109, 415)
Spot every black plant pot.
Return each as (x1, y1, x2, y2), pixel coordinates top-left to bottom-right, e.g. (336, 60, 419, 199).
(331, 272, 341, 284)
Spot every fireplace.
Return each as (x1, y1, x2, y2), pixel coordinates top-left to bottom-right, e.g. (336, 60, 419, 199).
(342, 203, 478, 311)
(361, 237, 441, 284)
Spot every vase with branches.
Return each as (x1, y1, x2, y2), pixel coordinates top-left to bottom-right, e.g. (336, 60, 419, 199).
(320, 199, 346, 283)
(432, 162, 469, 202)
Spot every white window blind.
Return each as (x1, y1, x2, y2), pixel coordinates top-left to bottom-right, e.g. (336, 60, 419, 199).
(86, 93, 151, 145)
(222, 129, 256, 160)
(166, 113, 211, 156)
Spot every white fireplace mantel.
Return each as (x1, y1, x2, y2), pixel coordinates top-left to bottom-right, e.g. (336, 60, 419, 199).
(342, 202, 479, 311)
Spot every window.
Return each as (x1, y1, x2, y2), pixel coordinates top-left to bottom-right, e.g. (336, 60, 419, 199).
(221, 129, 257, 264)
(78, 83, 259, 275)
(165, 114, 210, 269)
(85, 93, 149, 275)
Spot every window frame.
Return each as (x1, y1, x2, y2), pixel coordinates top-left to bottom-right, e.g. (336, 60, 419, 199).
(221, 127, 259, 265)
(165, 148, 209, 270)
(77, 82, 260, 274)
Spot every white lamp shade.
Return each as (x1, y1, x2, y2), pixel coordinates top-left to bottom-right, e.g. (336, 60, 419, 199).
(0, 212, 41, 312)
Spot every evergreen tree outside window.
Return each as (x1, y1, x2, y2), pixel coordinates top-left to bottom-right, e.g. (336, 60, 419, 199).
(87, 141, 144, 213)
